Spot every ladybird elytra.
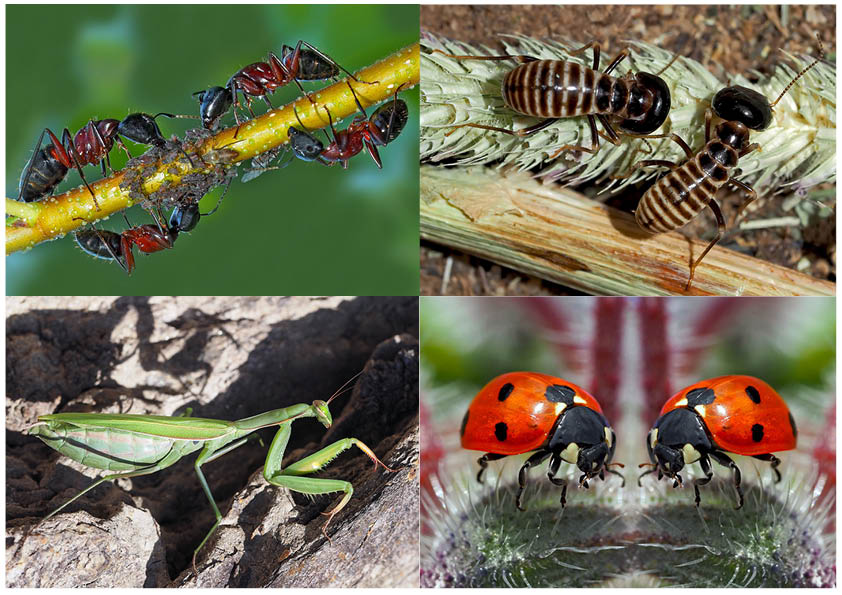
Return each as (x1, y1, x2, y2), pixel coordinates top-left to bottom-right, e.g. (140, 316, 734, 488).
(461, 371, 621, 510)
(643, 375, 797, 508)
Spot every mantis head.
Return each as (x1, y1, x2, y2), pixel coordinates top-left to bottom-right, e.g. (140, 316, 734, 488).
(312, 400, 333, 428)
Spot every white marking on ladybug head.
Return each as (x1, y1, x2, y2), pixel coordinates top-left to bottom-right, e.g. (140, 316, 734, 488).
(682, 443, 701, 464)
(554, 403, 567, 416)
(694, 405, 707, 418)
(648, 428, 659, 449)
(560, 443, 579, 465)
(675, 397, 688, 407)
(573, 395, 587, 406)
(604, 427, 613, 447)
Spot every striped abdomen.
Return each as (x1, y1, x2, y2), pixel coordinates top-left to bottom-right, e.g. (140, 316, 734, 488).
(635, 140, 739, 233)
(502, 59, 623, 119)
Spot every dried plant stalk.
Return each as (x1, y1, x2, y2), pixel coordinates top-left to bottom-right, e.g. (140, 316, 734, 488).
(420, 165, 834, 296)
(421, 34, 835, 194)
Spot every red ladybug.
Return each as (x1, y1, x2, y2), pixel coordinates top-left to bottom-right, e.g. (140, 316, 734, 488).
(460, 372, 622, 510)
(641, 375, 797, 508)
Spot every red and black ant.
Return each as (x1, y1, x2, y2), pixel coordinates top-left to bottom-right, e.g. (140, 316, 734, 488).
(194, 40, 369, 133)
(288, 82, 409, 169)
(74, 207, 178, 274)
(18, 112, 193, 210)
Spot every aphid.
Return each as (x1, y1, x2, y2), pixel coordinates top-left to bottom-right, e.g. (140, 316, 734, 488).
(289, 82, 409, 169)
(194, 40, 367, 131)
(18, 113, 192, 209)
(640, 375, 797, 508)
(432, 41, 673, 158)
(460, 372, 623, 510)
(630, 39, 823, 289)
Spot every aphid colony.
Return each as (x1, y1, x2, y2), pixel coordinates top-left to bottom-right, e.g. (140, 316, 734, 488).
(14, 40, 410, 274)
(432, 37, 825, 290)
(462, 372, 796, 510)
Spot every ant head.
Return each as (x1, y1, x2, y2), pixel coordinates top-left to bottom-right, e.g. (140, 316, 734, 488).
(619, 72, 671, 135)
(195, 86, 233, 130)
(370, 99, 410, 145)
(118, 113, 167, 147)
(288, 126, 325, 161)
(712, 86, 773, 131)
(169, 203, 200, 233)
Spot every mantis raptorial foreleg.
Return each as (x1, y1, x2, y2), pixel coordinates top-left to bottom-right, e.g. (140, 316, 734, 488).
(262, 422, 396, 541)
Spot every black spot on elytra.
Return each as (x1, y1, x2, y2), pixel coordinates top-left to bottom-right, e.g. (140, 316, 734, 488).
(460, 410, 469, 438)
(498, 383, 515, 402)
(495, 422, 508, 442)
(751, 423, 764, 442)
(545, 384, 575, 405)
(789, 412, 798, 439)
(745, 385, 761, 404)
(686, 387, 716, 406)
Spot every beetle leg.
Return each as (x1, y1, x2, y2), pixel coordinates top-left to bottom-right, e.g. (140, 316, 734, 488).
(476, 452, 506, 484)
(693, 454, 714, 506)
(516, 451, 551, 511)
(709, 450, 743, 509)
(752, 453, 782, 483)
(546, 453, 567, 507)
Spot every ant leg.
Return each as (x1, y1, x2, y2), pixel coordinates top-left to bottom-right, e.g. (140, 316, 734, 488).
(516, 451, 551, 511)
(62, 129, 101, 210)
(298, 40, 376, 85)
(202, 177, 233, 217)
(752, 454, 782, 483)
(476, 453, 507, 484)
(709, 450, 743, 509)
(686, 198, 725, 290)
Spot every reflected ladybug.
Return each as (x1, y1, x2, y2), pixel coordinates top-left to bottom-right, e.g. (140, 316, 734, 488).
(460, 372, 622, 510)
(641, 375, 797, 508)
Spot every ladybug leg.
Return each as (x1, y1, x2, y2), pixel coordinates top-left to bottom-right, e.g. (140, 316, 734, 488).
(546, 453, 568, 507)
(693, 454, 714, 506)
(752, 453, 782, 483)
(709, 450, 743, 509)
(605, 466, 625, 487)
(637, 464, 657, 487)
(476, 453, 506, 484)
(516, 451, 551, 511)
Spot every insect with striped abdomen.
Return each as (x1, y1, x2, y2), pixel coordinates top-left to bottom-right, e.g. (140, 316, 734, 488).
(629, 38, 824, 290)
(432, 41, 674, 159)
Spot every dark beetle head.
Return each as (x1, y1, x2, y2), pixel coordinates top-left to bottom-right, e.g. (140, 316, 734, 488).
(712, 85, 773, 131)
(619, 71, 671, 135)
(118, 113, 167, 147)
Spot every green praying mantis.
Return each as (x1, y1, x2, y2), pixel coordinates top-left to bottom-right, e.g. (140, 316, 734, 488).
(25, 373, 396, 572)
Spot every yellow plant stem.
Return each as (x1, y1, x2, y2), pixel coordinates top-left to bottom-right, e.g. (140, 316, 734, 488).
(6, 43, 420, 255)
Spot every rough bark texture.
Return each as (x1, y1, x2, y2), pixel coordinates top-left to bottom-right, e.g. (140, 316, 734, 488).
(6, 296, 420, 588)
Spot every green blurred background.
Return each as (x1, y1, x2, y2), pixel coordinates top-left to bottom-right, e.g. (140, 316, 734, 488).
(6, 5, 420, 295)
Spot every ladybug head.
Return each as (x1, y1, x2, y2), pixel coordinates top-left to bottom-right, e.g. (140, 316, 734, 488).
(647, 408, 713, 480)
(576, 432, 615, 478)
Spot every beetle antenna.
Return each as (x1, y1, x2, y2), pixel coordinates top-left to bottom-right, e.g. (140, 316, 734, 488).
(326, 370, 364, 405)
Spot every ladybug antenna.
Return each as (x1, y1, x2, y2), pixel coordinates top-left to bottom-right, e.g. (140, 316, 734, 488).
(770, 33, 824, 109)
(326, 370, 364, 405)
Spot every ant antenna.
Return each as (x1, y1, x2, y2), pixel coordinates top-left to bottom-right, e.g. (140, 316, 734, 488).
(770, 33, 824, 109)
